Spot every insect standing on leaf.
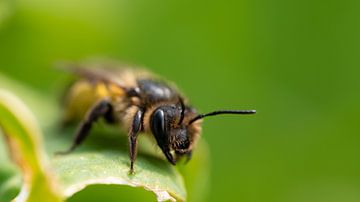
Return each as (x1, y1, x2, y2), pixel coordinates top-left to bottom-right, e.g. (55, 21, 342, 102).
(57, 62, 256, 174)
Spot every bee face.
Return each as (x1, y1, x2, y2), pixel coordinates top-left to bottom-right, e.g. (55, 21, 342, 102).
(170, 127, 190, 153)
(150, 104, 192, 164)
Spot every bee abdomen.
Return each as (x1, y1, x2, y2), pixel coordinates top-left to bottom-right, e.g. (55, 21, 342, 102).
(62, 80, 127, 125)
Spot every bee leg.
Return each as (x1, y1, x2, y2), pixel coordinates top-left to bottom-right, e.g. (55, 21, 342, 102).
(56, 99, 112, 155)
(129, 109, 144, 174)
(103, 105, 115, 123)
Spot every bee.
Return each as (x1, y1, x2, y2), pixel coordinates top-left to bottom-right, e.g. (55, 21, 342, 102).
(58, 62, 256, 174)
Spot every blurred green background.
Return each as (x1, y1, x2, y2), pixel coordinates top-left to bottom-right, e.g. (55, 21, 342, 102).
(1, 0, 360, 201)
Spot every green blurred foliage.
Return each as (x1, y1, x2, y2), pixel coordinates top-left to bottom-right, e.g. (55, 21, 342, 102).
(1, 0, 360, 202)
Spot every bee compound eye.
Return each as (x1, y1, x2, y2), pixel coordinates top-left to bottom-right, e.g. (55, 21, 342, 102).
(151, 108, 176, 165)
(151, 109, 166, 140)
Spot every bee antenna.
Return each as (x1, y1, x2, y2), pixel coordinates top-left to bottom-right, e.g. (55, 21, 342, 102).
(188, 110, 256, 125)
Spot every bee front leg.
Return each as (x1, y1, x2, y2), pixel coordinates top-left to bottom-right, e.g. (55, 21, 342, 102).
(56, 98, 112, 155)
(129, 109, 144, 174)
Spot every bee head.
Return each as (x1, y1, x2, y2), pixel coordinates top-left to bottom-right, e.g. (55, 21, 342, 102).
(150, 103, 193, 165)
(150, 99, 256, 165)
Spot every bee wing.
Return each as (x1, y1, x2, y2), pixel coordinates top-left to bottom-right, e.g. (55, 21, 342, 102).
(57, 60, 152, 90)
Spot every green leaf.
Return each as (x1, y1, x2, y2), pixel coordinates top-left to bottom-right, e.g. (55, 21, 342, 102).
(0, 73, 209, 201)
(47, 129, 187, 201)
(0, 90, 63, 202)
